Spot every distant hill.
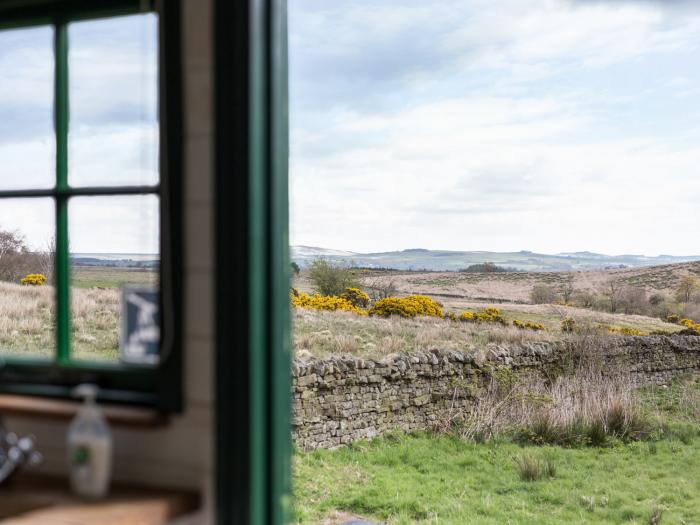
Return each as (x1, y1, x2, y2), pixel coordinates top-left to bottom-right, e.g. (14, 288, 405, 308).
(290, 246, 700, 272)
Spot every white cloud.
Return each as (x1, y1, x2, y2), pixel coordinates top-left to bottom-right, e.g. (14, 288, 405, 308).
(290, 0, 700, 255)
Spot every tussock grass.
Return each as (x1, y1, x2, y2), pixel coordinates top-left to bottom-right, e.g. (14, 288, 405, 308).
(514, 453, 556, 481)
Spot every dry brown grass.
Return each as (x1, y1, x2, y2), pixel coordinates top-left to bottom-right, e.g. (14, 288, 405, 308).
(292, 308, 561, 358)
(454, 366, 649, 446)
(0, 281, 120, 361)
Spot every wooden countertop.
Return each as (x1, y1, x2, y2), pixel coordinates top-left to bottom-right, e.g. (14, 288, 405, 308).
(0, 475, 199, 524)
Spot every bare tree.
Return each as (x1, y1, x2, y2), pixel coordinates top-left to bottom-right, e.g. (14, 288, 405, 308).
(676, 275, 700, 304)
(0, 228, 29, 282)
(38, 236, 56, 283)
(601, 278, 624, 313)
(620, 286, 647, 315)
(364, 276, 398, 301)
(559, 275, 575, 304)
(530, 284, 559, 304)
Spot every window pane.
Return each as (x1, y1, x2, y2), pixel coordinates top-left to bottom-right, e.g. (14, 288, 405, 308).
(69, 195, 159, 363)
(0, 26, 54, 190)
(0, 198, 55, 358)
(68, 14, 159, 187)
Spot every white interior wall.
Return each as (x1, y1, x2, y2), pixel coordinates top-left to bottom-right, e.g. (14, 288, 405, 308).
(6, 0, 215, 519)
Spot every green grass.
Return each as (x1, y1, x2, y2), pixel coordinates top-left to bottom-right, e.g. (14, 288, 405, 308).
(294, 433, 700, 524)
(71, 267, 157, 289)
(294, 379, 700, 524)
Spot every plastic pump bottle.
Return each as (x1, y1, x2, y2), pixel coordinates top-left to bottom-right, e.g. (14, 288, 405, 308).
(67, 384, 113, 498)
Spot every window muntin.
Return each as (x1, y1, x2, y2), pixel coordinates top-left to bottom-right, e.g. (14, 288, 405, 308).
(0, 2, 177, 410)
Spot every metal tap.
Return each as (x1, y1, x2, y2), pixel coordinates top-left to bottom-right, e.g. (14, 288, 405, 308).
(0, 417, 43, 484)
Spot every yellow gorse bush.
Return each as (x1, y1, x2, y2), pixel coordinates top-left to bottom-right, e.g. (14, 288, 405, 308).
(459, 307, 506, 325)
(340, 287, 370, 308)
(291, 292, 367, 315)
(662, 315, 700, 334)
(513, 319, 545, 331)
(602, 325, 648, 336)
(368, 295, 443, 318)
(20, 273, 47, 286)
(678, 318, 700, 334)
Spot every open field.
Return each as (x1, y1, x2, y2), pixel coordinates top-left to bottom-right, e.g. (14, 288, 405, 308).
(293, 306, 682, 359)
(294, 261, 700, 305)
(72, 266, 157, 289)
(294, 377, 700, 524)
(0, 267, 158, 362)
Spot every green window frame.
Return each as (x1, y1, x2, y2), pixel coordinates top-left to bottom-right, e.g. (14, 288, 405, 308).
(214, 0, 291, 522)
(0, 0, 183, 412)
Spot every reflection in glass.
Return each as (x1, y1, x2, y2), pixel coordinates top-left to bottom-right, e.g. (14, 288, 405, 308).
(0, 26, 54, 190)
(69, 195, 160, 362)
(0, 198, 55, 358)
(68, 14, 159, 187)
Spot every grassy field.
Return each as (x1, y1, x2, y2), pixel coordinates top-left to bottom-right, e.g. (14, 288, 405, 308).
(294, 378, 700, 524)
(71, 266, 157, 289)
(293, 307, 681, 359)
(0, 267, 157, 361)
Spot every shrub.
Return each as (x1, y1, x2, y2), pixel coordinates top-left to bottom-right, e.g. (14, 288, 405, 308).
(340, 287, 370, 308)
(561, 317, 577, 333)
(20, 273, 47, 286)
(460, 307, 506, 325)
(290, 261, 300, 276)
(513, 319, 545, 331)
(530, 284, 559, 304)
(459, 312, 474, 322)
(368, 295, 442, 318)
(666, 313, 680, 324)
(291, 292, 366, 315)
(308, 258, 360, 296)
(603, 325, 648, 336)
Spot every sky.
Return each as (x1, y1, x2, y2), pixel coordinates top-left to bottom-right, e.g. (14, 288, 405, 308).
(289, 0, 700, 256)
(0, 14, 159, 254)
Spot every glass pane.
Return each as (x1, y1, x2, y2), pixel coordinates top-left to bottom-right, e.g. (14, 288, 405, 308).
(0, 198, 54, 358)
(68, 14, 159, 187)
(0, 26, 54, 190)
(69, 195, 159, 363)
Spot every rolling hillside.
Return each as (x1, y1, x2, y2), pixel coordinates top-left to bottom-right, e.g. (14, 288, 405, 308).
(290, 246, 700, 272)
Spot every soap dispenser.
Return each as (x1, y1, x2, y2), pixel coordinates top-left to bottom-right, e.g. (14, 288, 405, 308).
(67, 384, 113, 498)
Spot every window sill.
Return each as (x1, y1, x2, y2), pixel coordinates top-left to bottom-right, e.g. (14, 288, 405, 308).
(0, 474, 199, 524)
(0, 395, 167, 428)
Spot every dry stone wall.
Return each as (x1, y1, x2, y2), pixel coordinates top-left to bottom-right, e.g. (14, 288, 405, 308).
(292, 335, 700, 450)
